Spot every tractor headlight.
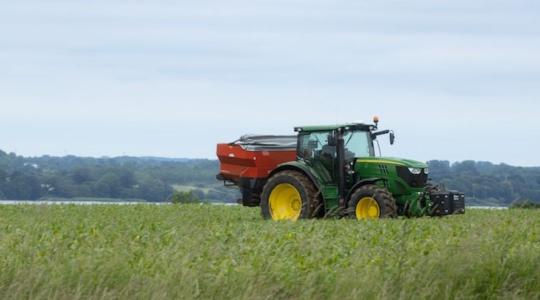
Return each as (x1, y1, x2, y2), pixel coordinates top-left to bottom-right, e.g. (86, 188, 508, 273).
(408, 168, 422, 175)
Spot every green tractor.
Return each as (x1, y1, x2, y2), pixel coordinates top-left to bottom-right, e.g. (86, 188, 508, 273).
(217, 118, 465, 220)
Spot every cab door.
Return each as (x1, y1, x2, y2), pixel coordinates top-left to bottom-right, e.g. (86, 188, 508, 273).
(297, 131, 337, 183)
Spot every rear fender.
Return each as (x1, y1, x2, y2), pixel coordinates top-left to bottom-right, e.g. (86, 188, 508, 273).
(269, 161, 323, 190)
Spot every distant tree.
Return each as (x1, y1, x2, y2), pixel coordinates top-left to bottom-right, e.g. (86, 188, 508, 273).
(510, 199, 540, 209)
(45, 176, 78, 198)
(452, 160, 478, 175)
(94, 173, 122, 197)
(0, 168, 7, 182)
(116, 168, 136, 187)
(171, 191, 201, 204)
(137, 176, 173, 202)
(1, 170, 42, 200)
(71, 167, 92, 184)
(428, 160, 451, 177)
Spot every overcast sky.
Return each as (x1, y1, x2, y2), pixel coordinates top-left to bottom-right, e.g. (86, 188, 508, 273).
(1, 0, 539, 166)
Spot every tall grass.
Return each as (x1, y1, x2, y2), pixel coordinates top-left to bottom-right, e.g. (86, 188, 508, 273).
(0, 205, 539, 299)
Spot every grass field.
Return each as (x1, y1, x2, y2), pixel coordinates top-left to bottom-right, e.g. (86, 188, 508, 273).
(1, 205, 539, 300)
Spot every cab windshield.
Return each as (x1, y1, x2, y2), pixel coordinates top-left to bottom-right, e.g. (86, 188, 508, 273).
(297, 130, 374, 161)
(343, 130, 374, 158)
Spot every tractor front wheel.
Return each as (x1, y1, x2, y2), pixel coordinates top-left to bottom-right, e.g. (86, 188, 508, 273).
(348, 185, 397, 220)
(261, 171, 319, 221)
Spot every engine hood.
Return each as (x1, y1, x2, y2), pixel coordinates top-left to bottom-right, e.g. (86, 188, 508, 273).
(356, 157, 427, 169)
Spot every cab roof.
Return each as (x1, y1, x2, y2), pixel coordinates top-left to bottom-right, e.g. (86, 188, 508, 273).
(294, 123, 374, 132)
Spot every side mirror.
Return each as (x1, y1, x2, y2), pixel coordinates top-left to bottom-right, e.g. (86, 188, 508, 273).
(390, 131, 395, 145)
(328, 132, 337, 146)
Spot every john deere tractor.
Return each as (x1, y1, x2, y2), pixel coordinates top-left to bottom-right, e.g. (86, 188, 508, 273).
(217, 118, 465, 220)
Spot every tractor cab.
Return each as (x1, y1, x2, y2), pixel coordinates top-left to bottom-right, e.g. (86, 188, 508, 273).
(295, 124, 374, 183)
(297, 128, 374, 162)
(294, 121, 396, 181)
(294, 122, 397, 210)
(295, 119, 395, 162)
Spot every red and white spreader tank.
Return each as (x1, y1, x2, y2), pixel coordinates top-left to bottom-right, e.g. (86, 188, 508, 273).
(216, 135, 297, 206)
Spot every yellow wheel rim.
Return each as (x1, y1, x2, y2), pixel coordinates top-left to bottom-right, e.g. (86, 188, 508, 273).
(355, 197, 381, 220)
(269, 183, 302, 221)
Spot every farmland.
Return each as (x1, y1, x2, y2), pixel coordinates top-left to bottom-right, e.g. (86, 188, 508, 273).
(0, 205, 539, 299)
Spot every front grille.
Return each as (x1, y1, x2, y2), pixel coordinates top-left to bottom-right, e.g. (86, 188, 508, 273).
(378, 164, 390, 176)
(396, 166, 428, 188)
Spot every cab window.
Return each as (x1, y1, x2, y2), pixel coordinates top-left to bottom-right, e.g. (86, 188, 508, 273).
(298, 131, 335, 160)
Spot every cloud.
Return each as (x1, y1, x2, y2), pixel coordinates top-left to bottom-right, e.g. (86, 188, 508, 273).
(0, 0, 539, 165)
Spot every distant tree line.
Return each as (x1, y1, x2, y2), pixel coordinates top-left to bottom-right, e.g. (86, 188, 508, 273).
(1, 149, 539, 205)
(0, 150, 238, 202)
(510, 200, 540, 209)
(427, 160, 540, 205)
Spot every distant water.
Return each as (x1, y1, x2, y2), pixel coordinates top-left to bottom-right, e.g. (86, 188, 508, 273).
(0, 200, 165, 205)
(0, 200, 237, 206)
(467, 206, 508, 210)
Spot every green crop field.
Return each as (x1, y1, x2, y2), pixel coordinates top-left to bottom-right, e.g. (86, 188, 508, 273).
(0, 205, 539, 300)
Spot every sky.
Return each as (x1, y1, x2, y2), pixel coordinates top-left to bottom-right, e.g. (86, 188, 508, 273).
(0, 0, 539, 166)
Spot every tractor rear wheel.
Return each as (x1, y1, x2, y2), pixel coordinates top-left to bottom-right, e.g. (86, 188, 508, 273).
(261, 171, 319, 221)
(347, 185, 397, 220)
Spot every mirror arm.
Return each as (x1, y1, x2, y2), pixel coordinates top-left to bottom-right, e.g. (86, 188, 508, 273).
(371, 130, 390, 139)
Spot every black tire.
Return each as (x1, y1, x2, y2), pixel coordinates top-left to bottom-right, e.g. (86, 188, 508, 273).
(261, 171, 320, 220)
(347, 184, 397, 219)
